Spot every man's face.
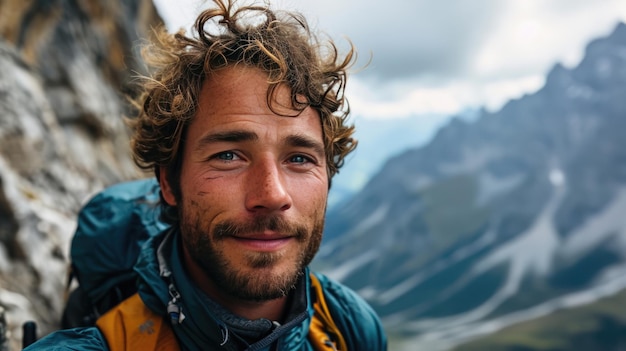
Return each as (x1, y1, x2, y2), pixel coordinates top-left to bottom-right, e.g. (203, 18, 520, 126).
(160, 66, 328, 302)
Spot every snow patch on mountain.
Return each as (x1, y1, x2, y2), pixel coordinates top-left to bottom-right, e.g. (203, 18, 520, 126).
(475, 171, 525, 206)
(378, 227, 497, 307)
(474, 170, 564, 280)
(325, 249, 380, 282)
(560, 187, 626, 263)
(318, 202, 389, 257)
(439, 145, 501, 175)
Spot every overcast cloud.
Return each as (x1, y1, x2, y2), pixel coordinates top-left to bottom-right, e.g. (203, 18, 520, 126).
(153, 0, 626, 119)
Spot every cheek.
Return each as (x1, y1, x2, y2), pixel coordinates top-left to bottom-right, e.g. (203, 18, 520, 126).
(182, 167, 230, 198)
(303, 180, 328, 203)
(296, 185, 328, 219)
(289, 172, 328, 198)
(180, 172, 246, 222)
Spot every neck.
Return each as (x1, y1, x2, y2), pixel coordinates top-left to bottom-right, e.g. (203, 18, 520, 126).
(181, 244, 288, 322)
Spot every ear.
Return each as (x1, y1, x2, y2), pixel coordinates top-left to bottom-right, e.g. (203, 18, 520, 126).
(159, 166, 178, 206)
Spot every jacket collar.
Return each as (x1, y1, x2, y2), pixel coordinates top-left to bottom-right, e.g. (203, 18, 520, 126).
(136, 228, 313, 350)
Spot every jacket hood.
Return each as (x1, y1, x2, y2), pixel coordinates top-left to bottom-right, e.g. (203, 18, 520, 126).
(134, 228, 171, 315)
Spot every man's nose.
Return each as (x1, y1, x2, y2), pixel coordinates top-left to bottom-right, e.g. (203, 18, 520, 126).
(245, 159, 292, 212)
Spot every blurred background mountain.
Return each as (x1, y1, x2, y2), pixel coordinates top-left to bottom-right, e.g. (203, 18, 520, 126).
(315, 22, 626, 351)
(0, 1, 625, 351)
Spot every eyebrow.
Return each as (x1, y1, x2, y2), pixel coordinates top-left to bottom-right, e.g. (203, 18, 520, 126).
(285, 134, 325, 157)
(195, 130, 325, 156)
(196, 130, 258, 151)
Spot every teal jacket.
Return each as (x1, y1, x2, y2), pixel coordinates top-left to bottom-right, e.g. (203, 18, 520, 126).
(26, 227, 387, 350)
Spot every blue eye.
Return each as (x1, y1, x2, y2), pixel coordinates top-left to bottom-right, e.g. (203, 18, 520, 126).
(290, 155, 309, 164)
(216, 151, 237, 161)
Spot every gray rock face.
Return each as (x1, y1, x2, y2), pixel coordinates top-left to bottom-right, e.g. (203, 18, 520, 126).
(0, 0, 161, 348)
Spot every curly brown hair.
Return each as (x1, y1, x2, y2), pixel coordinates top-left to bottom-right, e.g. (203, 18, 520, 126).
(130, 0, 357, 219)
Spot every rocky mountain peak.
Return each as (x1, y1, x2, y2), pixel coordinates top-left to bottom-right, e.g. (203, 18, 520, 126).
(319, 21, 626, 350)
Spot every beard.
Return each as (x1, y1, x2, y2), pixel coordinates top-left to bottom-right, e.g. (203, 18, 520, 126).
(179, 203, 324, 302)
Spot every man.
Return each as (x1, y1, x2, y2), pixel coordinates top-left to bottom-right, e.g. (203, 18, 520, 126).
(26, 0, 386, 350)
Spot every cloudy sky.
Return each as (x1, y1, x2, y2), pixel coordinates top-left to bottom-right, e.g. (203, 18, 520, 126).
(153, 0, 626, 122)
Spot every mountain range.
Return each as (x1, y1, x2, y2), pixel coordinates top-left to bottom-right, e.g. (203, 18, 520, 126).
(316, 22, 626, 351)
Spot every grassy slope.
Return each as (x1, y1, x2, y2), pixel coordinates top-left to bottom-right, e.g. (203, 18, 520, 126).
(453, 287, 626, 351)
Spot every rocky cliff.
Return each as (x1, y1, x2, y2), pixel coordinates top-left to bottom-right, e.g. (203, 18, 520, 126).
(0, 0, 162, 347)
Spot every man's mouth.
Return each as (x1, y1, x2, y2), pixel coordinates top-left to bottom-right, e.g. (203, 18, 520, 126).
(229, 233, 294, 251)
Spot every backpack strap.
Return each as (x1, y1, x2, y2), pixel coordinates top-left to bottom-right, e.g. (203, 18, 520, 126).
(96, 293, 179, 351)
(308, 273, 348, 351)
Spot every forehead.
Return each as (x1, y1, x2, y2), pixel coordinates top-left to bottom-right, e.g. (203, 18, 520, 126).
(199, 66, 310, 115)
(189, 66, 323, 141)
